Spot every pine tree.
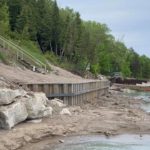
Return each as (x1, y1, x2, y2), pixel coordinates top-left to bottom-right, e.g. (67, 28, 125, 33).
(8, 0, 22, 31)
(51, 0, 60, 54)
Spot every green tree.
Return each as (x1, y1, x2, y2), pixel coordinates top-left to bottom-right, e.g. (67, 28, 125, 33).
(0, 0, 149, 79)
(51, 0, 60, 54)
(8, 0, 22, 31)
(0, 0, 9, 34)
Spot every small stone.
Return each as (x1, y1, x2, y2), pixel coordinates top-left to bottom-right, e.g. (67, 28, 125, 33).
(104, 131, 111, 137)
(140, 134, 143, 137)
(60, 108, 72, 116)
(48, 98, 66, 108)
(59, 139, 64, 143)
(27, 119, 42, 124)
(23, 135, 32, 142)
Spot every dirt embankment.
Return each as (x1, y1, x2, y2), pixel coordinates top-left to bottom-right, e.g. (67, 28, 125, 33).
(0, 91, 150, 150)
(0, 63, 97, 84)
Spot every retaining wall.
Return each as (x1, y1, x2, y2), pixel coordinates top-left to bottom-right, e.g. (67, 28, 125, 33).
(23, 81, 110, 105)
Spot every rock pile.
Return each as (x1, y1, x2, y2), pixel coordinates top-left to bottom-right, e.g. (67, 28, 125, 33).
(0, 88, 53, 129)
(47, 98, 72, 116)
(0, 88, 73, 130)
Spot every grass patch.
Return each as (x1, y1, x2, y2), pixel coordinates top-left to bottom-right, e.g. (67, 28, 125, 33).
(19, 40, 51, 70)
(0, 51, 8, 64)
(44, 51, 60, 65)
(20, 40, 46, 63)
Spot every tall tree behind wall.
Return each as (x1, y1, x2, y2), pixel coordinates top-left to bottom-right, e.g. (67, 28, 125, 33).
(0, 0, 9, 34)
(36, 0, 53, 52)
(1, 0, 150, 79)
(8, 0, 22, 31)
(51, 0, 60, 54)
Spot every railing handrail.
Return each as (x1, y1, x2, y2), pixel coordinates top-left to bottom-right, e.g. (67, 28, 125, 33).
(0, 35, 46, 70)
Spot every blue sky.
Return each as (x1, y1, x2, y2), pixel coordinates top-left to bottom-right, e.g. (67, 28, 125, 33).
(57, 0, 150, 57)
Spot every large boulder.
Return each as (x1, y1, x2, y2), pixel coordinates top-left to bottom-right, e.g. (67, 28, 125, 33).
(23, 93, 53, 119)
(0, 88, 26, 105)
(0, 91, 52, 129)
(0, 101, 28, 129)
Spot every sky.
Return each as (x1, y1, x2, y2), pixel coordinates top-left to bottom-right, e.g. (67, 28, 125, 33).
(57, 0, 150, 57)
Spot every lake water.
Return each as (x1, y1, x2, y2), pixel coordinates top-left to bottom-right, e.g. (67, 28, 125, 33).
(47, 135, 150, 150)
(45, 90, 150, 150)
(123, 90, 150, 102)
(122, 90, 150, 112)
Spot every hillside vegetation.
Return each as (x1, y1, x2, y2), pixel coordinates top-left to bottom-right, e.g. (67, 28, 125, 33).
(0, 0, 150, 79)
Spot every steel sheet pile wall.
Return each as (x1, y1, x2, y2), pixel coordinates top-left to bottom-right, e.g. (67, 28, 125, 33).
(24, 81, 110, 105)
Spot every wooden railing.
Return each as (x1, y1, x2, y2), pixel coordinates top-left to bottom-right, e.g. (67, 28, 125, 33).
(0, 35, 47, 72)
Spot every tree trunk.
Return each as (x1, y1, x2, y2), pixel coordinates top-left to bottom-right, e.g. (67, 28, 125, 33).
(60, 49, 64, 60)
(50, 42, 53, 51)
(55, 43, 58, 55)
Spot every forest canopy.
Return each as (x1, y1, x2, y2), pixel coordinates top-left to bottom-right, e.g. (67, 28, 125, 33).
(0, 0, 150, 79)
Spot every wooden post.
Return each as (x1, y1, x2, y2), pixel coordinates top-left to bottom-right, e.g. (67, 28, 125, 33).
(44, 84, 49, 96)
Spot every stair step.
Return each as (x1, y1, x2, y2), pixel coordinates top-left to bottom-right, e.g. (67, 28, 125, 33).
(18, 58, 44, 73)
(18, 59, 33, 69)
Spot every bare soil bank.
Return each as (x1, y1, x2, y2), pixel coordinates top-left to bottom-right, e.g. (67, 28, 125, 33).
(0, 63, 97, 84)
(0, 91, 150, 150)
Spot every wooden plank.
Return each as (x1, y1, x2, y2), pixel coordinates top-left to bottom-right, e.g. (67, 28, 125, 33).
(43, 84, 49, 96)
(33, 84, 39, 92)
(23, 81, 110, 105)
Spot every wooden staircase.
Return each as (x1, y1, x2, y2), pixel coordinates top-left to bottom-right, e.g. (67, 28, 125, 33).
(0, 35, 47, 74)
(17, 57, 44, 73)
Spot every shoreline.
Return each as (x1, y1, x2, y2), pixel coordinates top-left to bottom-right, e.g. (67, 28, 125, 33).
(21, 132, 150, 150)
(1, 90, 150, 150)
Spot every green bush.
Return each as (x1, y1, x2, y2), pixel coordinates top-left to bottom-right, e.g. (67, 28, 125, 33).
(44, 51, 60, 65)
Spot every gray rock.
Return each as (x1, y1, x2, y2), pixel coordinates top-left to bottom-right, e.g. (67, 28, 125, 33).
(48, 98, 65, 115)
(23, 135, 32, 142)
(0, 88, 26, 105)
(0, 91, 52, 130)
(43, 106, 53, 117)
(60, 108, 72, 116)
(23, 93, 52, 119)
(0, 101, 28, 129)
(27, 119, 42, 124)
(48, 98, 66, 107)
(69, 106, 83, 114)
(59, 139, 64, 143)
